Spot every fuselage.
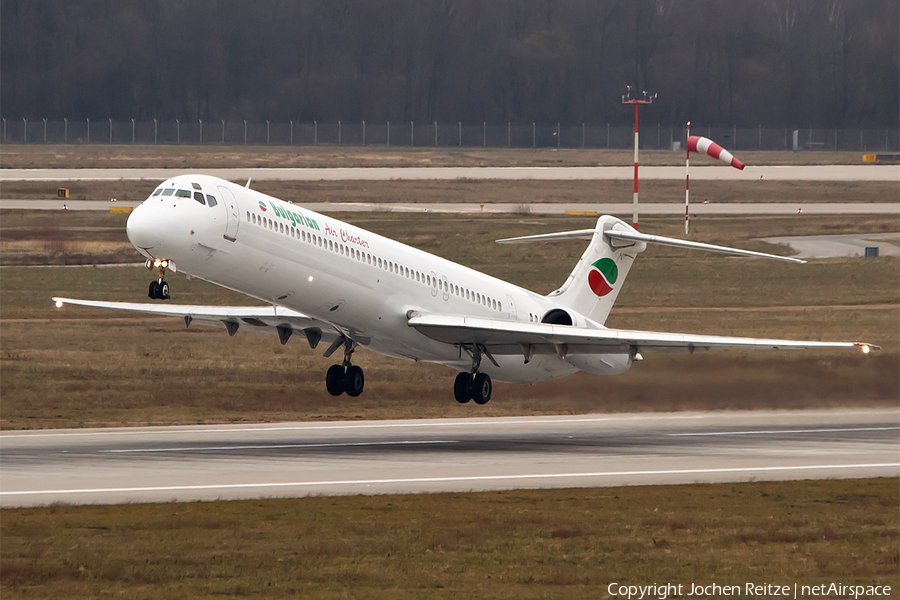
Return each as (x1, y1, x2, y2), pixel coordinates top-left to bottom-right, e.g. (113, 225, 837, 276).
(126, 175, 584, 382)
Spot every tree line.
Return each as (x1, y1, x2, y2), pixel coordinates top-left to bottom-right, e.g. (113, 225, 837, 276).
(2, 0, 897, 128)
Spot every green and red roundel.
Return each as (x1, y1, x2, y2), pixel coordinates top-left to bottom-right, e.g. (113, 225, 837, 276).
(588, 258, 618, 297)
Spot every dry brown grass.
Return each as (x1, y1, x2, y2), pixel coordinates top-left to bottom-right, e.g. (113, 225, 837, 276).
(0, 144, 876, 169)
(1, 478, 897, 599)
(1, 211, 896, 429)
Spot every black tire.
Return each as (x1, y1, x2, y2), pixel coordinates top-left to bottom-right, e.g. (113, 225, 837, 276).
(344, 365, 365, 397)
(159, 280, 170, 300)
(325, 364, 345, 396)
(472, 373, 492, 405)
(453, 372, 472, 404)
(148, 281, 160, 299)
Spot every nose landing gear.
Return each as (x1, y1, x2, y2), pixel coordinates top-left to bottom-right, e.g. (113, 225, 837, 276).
(146, 259, 171, 300)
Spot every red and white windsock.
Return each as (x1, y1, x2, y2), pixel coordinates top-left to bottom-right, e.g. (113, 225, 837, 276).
(687, 135, 744, 170)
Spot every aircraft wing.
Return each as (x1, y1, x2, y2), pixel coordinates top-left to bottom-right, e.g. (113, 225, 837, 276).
(51, 297, 339, 348)
(407, 314, 878, 356)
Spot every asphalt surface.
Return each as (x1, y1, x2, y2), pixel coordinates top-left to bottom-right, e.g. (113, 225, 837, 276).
(2, 165, 898, 181)
(2, 409, 897, 507)
(762, 232, 899, 258)
(2, 199, 898, 215)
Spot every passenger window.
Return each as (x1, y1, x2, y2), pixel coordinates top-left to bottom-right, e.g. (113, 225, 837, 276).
(162, 189, 175, 196)
(206, 194, 218, 207)
(152, 189, 162, 196)
(194, 192, 206, 205)
(175, 189, 191, 198)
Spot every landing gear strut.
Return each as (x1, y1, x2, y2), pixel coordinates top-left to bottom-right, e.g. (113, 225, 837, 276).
(454, 344, 493, 405)
(324, 335, 365, 397)
(146, 259, 171, 300)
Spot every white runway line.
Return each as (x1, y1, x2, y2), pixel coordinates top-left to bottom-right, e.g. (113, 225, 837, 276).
(667, 427, 900, 437)
(100, 440, 459, 453)
(3, 463, 897, 497)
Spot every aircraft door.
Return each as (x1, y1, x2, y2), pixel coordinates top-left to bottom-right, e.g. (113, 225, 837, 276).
(217, 186, 241, 241)
(441, 276, 449, 301)
(506, 294, 517, 320)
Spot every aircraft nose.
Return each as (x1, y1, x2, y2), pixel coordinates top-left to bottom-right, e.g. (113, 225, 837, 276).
(126, 202, 170, 252)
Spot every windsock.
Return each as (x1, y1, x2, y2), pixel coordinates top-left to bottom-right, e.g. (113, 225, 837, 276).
(687, 135, 744, 170)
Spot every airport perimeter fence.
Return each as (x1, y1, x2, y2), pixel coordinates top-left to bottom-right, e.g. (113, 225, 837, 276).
(2, 118, 898, 152)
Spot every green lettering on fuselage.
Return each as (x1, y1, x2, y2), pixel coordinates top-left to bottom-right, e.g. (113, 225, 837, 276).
(269, 200, 320, 232)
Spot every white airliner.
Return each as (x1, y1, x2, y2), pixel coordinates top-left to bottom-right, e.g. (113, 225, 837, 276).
(53, 175, 878, 404)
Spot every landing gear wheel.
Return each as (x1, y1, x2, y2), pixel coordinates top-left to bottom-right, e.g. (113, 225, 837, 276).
(454, 372, 472, 403)
(472, 373, 492, 405)
(158, 280, 170, 300)
(325, 364, 346, 396)
(344, 365, 365, 397)
(148, 281, 160, 299)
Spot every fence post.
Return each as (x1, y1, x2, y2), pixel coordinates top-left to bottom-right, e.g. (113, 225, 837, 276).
(314, 121, 318, 145)
(532, 122, 535, 148)
(657, 123, 660, 149)
(132, 118, 135, 144)
(266, 120, 270, 145)
(43, 118, 47, 143)
(290, 120, 293, 146)
(198, 119, 202, 144)
(86, 118, 90, 143)
(758, 125, 761, 149)
(508, 122, 511, 148)
(860, 129, 863, 151)
(387, 121, 390, 146)
(458, 122, 461, 147)
(244, 120, 247, 144)
(483, 122, 486, 147)
(784, 128, 787, 150)
(557, 123, 560, 148)
(582, 123, 585, 148)
(732, 124, 736, 149)
(177, 119, 180, 144)
(338, 120, 341, 145)
(362, 120, 365, 145)
(834, 128, 837, 151)
(411, 121, 414, 146)
(2, 118, 6, 142)
(64, 118, 68, 143)
(108, 118, 112, 143)
(23, 118, 26, 143)
(222, 120, 225, 144)
(886, 129, 889, 150)
(606, 123, 610, 148)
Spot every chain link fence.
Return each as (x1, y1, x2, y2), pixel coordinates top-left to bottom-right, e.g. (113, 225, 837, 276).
(2, 118, 897, 152)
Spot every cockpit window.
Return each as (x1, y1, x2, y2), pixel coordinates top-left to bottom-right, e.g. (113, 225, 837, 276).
(206, 194, 218, 207)
(175, 189, 191, 198)
(191, 183, 202, 190)
(162, 188, 175, 196)
(193, 191, 206, 205)
(152, 189, 162, 196)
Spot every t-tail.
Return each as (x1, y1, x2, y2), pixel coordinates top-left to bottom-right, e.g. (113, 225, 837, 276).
(497, 215, 804, 326)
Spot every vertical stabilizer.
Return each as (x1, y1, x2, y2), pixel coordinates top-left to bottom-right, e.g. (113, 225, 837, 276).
(546, 216, 645, 325)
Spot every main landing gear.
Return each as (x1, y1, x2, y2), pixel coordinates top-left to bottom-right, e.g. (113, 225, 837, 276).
(324, 335, 365, 397)
(146, 259, 171, 300)
(453, 344, 493, 405)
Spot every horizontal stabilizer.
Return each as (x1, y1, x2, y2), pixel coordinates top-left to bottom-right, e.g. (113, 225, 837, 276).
(497, 221, 804, 263)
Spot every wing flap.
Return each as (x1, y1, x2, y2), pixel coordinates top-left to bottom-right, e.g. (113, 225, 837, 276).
(408, 314, 878, 355)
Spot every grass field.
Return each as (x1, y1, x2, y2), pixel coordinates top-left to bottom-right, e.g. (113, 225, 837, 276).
(0, 143, 880, 169)
(2, 478, 897, 599)
(1, 211, 896, 429)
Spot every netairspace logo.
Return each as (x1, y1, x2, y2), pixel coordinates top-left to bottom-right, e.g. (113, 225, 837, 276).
(588, 257, 618, 297)
(606, 582, 893, 600)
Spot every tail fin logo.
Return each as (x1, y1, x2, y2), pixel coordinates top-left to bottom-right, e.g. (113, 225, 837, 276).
(587, 258, 618, 297)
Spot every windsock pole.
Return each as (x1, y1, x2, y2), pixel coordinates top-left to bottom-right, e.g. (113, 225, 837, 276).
(685, 122, 691, 235)
(685, 133, 745, 236)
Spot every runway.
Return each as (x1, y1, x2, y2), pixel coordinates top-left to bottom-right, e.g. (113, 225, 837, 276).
(2, 199, 897, 215)
(2, 164, 898, 181)
(1, 408, 897, 507)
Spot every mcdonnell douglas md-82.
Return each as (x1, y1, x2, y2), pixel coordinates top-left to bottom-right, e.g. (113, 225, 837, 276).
(53, 175, 878, 405)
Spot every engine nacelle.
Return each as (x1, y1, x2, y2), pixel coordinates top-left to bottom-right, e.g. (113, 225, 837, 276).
(541, 307, 590, 328)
